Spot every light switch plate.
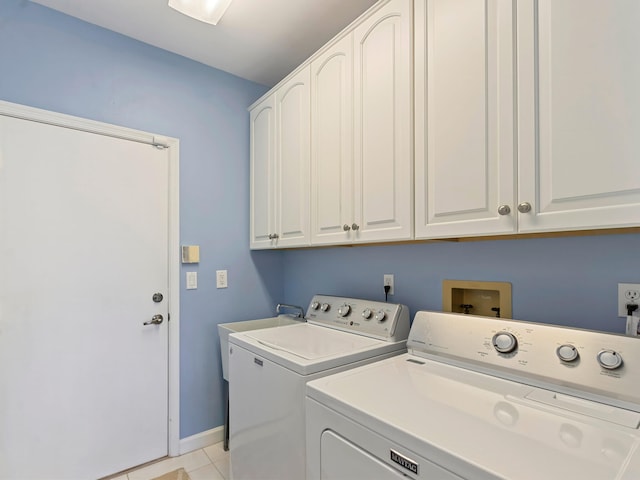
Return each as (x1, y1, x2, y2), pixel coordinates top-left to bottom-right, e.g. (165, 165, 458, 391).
(216, 270, 228, 289)
(186, 271, 198, 290)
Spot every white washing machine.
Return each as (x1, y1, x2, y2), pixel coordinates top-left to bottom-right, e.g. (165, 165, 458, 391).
(306, 311, 640, 480)
(228, 295, 410, 480)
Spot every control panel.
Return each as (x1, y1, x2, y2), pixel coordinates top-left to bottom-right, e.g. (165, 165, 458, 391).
(407, 311, 640, 412)
(305, 295, 410, 342)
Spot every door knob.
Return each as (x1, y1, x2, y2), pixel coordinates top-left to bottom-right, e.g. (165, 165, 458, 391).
(351, 223, 360, 231)
(343, 224, 351, 231)
(144, 314, 163, 326)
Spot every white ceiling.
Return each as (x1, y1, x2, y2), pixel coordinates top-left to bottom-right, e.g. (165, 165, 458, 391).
(31, 0, 379, 87)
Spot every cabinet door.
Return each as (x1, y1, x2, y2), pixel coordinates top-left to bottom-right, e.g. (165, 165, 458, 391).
(249, 95, 276, 249)
(518, 0, 640, 232)
(310, 34, 354, 245)
(353, 0, 413, 243)
(275, 66, 311, 247)
(415, 0, 515, 239)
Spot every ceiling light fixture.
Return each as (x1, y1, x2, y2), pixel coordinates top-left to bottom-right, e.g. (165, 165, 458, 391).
(168, 0, 234, 26)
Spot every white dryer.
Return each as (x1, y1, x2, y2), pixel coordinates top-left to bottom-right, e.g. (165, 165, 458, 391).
(306, 311, 640, 480)
(228, 295, 410, 480)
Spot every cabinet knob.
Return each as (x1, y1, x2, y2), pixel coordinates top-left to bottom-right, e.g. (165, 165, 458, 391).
(268, 233, 279, 240)
(343, 224, 351, 231)
(497, 205, 511, 216)
(351, 223, 360, 231)
(517, 202, 532, 214)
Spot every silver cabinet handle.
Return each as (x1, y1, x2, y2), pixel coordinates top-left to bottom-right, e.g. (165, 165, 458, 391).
(517, 202, 532, 214)
(144, 314, 163, 326)
(497, 205, 511, 216)
(351, 223, 360, 231)
(343, 224, 351, 231)
(268, 233, 279, 240)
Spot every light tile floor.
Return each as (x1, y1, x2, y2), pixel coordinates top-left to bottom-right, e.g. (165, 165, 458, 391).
(112, 442, 230, 480)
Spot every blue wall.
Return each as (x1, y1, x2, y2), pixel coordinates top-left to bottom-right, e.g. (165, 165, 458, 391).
(283, 232, 640, 334)
(2, 0, 639, 444)
(0, 1, 278, 439)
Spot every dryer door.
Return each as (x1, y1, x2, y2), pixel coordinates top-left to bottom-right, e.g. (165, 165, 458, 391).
(320, 430, 461, 479)
(321, 430, 405, 479)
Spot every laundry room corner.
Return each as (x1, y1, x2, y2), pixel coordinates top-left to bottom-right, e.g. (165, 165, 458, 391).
(0, 0, 278, 447)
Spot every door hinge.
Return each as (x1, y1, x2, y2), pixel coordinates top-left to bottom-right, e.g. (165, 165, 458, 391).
(152, 135, 169, 149)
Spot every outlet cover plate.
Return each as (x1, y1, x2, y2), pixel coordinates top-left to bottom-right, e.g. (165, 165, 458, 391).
(618, 283, 640, 317)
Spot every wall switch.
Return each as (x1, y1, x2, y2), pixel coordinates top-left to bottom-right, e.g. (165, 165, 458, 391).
(216, 270, 228, 289)
(186, 271, 197, 290)
(618, 283, 640, 317)
(384, 274, 394, 295)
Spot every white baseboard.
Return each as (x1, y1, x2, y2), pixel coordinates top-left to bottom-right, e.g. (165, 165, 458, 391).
(178, 426, 224, 455)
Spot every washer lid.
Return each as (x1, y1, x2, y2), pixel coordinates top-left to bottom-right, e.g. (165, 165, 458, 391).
(244, 323, 381, 360)
(231, 323, 406, 375)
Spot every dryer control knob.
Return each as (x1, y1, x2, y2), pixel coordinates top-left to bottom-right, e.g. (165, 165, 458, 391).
(556, 344, 579, 362)
(597, 350, 623, 370)
(338, 304, 351, 317)
(320, 303, 330, 312)
(374, 310, 387, 322)
(362, 308, 373, 320)
(310, 301, 320, 310)
(492, 332, 518, 354)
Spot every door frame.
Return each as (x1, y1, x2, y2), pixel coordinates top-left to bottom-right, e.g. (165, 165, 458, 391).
(0, 99, 181, 457)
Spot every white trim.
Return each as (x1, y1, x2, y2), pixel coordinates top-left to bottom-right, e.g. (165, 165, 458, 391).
(0, 100, 157, 145)
(0, 99, 182, 461)
(179, 426, 225, 455)
(166, 135, 181, 456)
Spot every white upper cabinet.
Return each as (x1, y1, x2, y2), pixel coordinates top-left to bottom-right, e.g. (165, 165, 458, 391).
(416, 0, 640, 239)
(311, 0, 412, 246)
(249, 95, 275, 249)
(310, 34, 354, 245)
(517, 0, 640, 232)
(250, 67, 310, 249)
(415, 0, 515, 239)
(311, 0, 413, 245)
(253, 0, 640, 249)
(352, 0, 413, 243)
(275, 67, 311, 247)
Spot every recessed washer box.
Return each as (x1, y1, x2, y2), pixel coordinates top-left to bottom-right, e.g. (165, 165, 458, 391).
(442, 279, 512, 318)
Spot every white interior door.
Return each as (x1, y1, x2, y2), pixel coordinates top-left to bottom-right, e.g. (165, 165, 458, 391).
(0, 112, 171, 479)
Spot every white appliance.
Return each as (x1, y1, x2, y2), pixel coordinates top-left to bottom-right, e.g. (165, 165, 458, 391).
(306, 311, 640, 480)
(228, 294, 410, 480)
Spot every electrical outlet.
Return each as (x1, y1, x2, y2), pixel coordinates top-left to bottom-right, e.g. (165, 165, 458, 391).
(384, 274, 394, 295)
(618, 283, 640, 317)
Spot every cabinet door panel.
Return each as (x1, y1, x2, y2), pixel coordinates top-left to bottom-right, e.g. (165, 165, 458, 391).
(250, 97, 275, 249)
(518, 0, 640, 232)
(354, 0, 412, 242)
(415, 0, 515, 239)
(311, 35, 354, 245)
(276, 67, 311, 246)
